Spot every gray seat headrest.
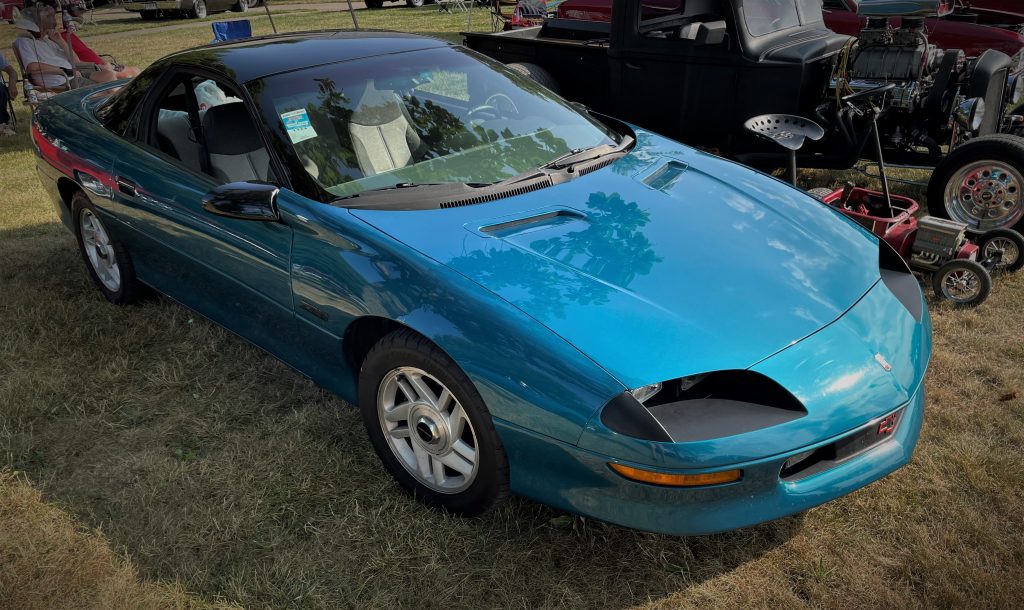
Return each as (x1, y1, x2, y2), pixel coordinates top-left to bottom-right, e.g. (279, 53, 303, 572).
(202, 102, 264, 155)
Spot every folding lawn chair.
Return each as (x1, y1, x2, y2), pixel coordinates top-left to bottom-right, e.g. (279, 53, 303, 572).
(211, 19, 253, 43)
(11, 33, 73, 109)
(438, 0, 469, 13)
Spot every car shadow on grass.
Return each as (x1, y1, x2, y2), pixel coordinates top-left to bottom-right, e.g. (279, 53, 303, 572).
(1, 221, 803, 609)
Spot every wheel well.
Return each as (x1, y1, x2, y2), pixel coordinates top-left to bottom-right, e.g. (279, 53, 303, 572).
(56, 177, 82, 213)
(343, 316, 409, 371)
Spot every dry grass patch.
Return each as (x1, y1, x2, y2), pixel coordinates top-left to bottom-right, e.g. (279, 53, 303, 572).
(0, 470, 240, 610)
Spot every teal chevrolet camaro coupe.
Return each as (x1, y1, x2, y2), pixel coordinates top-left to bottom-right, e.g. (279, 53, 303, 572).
(32, 31, 931, 535)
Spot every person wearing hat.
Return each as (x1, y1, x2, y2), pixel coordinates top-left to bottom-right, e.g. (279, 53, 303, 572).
(0, 53, 17, 136)
(12, 6, 115, 91)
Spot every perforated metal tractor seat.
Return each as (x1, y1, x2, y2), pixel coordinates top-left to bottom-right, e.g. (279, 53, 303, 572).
(202, 102, 271, 184)
(743, 114, 825, 185)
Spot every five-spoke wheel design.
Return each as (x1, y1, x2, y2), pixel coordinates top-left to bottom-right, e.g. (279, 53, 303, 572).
(377, 366, 479, 494)
(79, 208, 122, 293)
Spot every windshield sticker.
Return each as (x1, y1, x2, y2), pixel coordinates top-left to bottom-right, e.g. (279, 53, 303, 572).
(281, 109, 317, 144)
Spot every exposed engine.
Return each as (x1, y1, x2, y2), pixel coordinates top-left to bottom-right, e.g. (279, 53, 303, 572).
(850, 17, 944, 83)
(835, 16, 968, 154)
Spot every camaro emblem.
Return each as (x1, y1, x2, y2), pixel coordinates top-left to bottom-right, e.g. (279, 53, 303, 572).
(874, 353, 892, 372)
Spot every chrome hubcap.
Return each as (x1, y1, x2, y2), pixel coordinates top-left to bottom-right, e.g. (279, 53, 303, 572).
(982, 237, 1020, 269)
(941, 268, 982, 303)
(79, 209, 121, 292)
(945, 160, 1024, 230)
(377, 367, 478, 494)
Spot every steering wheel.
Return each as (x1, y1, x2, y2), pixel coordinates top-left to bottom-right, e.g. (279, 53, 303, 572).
(842, 82, 897, 105)
(468, 93, 520, 121)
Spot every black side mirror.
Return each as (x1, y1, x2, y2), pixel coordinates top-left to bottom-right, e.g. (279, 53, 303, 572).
(202, 181, 280, 221)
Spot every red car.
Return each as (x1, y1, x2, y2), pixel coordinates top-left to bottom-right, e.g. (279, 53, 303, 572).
(823, 0, 1023, 59)
(555, 0, 1023, 60)
(2, 0, 24, 23)
(959, 0, 1024, 26)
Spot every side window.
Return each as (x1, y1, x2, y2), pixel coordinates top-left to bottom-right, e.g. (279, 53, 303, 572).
(147, 73, 277, 185)
(822, 0, 847, 10)
(638, 0, 727, 44)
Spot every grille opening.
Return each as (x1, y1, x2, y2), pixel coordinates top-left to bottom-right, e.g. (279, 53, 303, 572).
(780, 408, 903, 481)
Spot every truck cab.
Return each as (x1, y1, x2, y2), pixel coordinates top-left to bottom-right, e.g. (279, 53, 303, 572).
(466, 1, 849, 157)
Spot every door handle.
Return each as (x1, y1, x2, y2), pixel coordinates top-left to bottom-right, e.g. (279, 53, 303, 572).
(116, 177, 138, 197)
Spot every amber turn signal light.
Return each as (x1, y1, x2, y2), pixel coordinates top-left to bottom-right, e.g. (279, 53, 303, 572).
(609, 463, 742, 487)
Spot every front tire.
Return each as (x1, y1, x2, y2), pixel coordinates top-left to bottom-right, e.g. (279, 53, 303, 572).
(976, 228, 1024, 272)
(932, 259, 992, 307)
(233, 0, 249, 11)
(366, 0, 384, 7)
(358, 329, 509, 516)
(928, 135, 1024, 231)
(72, 191, 144, 305)
(406, 0, 424, 6)
(189, 0, 207, 18)
(139, 9, 156, 19)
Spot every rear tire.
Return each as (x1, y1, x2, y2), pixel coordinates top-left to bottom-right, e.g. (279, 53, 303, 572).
(72, 191, 145, 305)
(928, 135, 1024, 231)
(406, 0, 424, 6)
(366, 0, 384, 7)
(233, 0, 249, 12)
(139, 9, 156, 19)
(932, 259, 992, 307)
(506, 62, 561, 95)
(976, 228, 1024, 272)
(358, 329, 509, 516)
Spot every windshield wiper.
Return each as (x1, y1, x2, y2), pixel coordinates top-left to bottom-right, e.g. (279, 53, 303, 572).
(333, 182, 458, 202)
(540, 135, 635, 171)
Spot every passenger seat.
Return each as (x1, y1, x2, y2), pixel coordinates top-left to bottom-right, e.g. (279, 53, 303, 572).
(201, 102, 272, 183)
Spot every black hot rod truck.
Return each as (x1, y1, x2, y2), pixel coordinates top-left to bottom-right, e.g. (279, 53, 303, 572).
(463, 0, 1024, 231)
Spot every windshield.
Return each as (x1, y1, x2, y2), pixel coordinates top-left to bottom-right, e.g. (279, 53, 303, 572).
(253, 46, 618, 200)
(744, 0, 824, 36)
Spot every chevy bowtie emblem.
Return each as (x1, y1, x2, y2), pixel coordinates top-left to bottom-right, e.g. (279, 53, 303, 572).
(874, 353, 892, 372)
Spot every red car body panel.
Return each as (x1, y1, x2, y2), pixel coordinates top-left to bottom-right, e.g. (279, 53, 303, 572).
(964, 0, 1024, 26)
(555, 0, 1024, 59)
(2, 0, 24, 22)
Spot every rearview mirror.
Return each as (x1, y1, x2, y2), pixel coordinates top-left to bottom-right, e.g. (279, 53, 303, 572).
(202, 182, 280, 221)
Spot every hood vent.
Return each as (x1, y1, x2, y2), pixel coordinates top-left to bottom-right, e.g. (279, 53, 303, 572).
(642, 160, 688, 191)
(440, 176, 553, 209)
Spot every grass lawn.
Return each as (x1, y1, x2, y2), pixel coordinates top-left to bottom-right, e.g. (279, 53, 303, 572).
(2, 8, 1023, 609)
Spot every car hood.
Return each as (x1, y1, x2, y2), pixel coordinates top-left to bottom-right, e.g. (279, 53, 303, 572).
(351, 131, 882, 390)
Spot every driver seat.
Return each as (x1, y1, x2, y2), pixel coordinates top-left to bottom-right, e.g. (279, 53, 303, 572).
(348, 83, 423, 176)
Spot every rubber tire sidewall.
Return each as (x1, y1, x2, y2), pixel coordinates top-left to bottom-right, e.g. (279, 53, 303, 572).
(234, 0, 248, 11)
(977, 228, 1024, 272)
(932, 259, 992, 307)
(72, 192, 143, 305)
(366, 0, 384, 7)
(406, 0, 424, 7)
(928, 134, 1024, 232)
(358, 330, 509, 516)
(190, 0, 206, 18)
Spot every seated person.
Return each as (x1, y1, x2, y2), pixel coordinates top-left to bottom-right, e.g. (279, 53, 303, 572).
(13, 6, 115, 90)
(0, 53, 17, 136)
(55, 2, 140, 80)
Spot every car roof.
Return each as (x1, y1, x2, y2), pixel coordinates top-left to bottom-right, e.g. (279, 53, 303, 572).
(163, 30, 453, 83)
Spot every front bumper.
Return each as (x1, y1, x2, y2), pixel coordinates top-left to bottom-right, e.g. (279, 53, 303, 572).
(496, 380, 925, 536)
(122, 1, 183, 11)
